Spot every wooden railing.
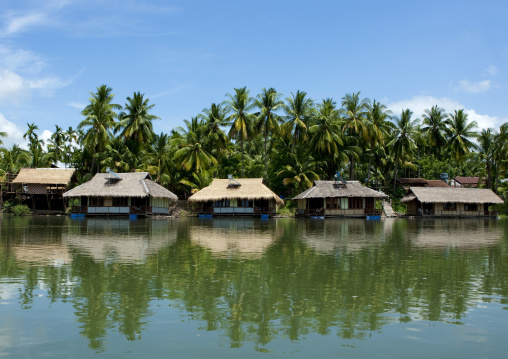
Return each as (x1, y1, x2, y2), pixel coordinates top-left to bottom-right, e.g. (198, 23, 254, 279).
(70, 206, 88, 213)
(406, 209, 497, 216)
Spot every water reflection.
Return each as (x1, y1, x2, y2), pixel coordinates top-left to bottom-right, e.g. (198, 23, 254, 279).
(63, 218, 178, 263)
(190, 218, 282, 258)
(0, 215, 507, 355)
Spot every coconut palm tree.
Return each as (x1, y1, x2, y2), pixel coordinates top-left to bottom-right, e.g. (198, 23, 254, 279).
(100, 138, 132, 173)
(445, 109, 478, 163)
(493, 123, 508, 192)
(118, 91, 159, 156)
(421, 105, 448, 155)
(366, 100, 393, 184)
(477, 128, 496, 189)
(0, 132, 6, 146)
(255, 88, 284, 177)
(47, 125, 66, 166)
(282, 90, 315, 152)
(309, 98, 343, 155)
(199, 103, 230, 160)
(340, 92, 370, 180)
(174, 117, 217, 173)
(0, 144, 30, 173)
(225, 87, 256, 177)
(387, 109, 420, 193)
(79, 85, 120, 173)
(23, 123, 45, 168)
(144, 132, 174, 184)
(65, 127, 78, 145)
(23, 123, 39, 147)
(277, 151, 321, 196)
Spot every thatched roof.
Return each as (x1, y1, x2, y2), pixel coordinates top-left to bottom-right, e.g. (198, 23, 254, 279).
(400, 187, 504, 204)
(63, 172, 178, 200)
(188, 178, 284, 205)
(292, 181, 388, 200)
(12, 168, 75, 185)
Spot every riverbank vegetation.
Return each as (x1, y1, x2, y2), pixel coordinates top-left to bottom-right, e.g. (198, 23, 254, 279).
(1, 85, 507, 205)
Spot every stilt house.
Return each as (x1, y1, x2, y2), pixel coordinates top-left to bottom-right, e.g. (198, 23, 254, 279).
(188, 178, 283, 216)
(400, 187, 503, 217)
(292, 180, 388, 217)
(11, 168, 76, 211)
(63, 172, 177, 216)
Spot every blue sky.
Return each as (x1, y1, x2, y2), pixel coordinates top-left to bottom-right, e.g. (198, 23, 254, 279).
(1, 0, 507, 148)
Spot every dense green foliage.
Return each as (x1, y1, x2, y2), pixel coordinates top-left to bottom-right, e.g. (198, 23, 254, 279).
(1, 85, 507, 200)
(12, 204, 31, 216)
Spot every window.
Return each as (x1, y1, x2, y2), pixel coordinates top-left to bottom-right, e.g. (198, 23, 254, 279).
(239, 199, 252, 207)
(326, 198, 339, 209)
(349, 198, 363, 209)
(89, 197, 104, 206)
(214, 199, 230, 207)
(113, 197, 128, 206)
(464, 203, 478, 212)
(443, 202, 456, 211)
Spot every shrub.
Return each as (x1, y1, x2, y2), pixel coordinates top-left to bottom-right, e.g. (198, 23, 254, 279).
(277, 200, 297, 217)
(1, 199, 19, 213)
(12, 204, 31, 216)
(391, 200, 407, 214)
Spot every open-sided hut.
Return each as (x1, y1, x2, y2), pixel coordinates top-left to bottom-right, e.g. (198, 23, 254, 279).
(188, 178, 283, 216)
(292, 181, 388, 217)
(11, 168, 75, 211)
(63, 172, 177, 216)
(400, 187, 503, 217)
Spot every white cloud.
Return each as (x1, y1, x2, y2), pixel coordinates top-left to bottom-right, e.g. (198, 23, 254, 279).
(456, 79, 492, 93)
(0, 113, 55, 150)
(3, 12, 50, 35)
(0, 45, 77, 103)
(387, 96, 460, 119)
(386, 95, 507, 131)
(0, 113, 26, 148)
(0, 45, 46, 74)
(67, 102, 86, 109)
(40, 129, 53, 151)
(484, 65, 499, 76)
(0, 69, 30, 104)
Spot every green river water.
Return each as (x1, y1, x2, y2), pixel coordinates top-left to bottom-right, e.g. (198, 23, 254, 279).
(1, 215, 507, 358)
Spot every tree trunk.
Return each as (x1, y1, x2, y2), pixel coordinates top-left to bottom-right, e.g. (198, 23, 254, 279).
(494, 162, 500, 193)
(366, 144, 373, 185)
(486, 160, 492, 189)
(393, 163, 399, 194)
(241, 139, 244, 178)
(417, 147, 420, 178)
(349, 157, 355, 181)
(264, 133, 268, 178)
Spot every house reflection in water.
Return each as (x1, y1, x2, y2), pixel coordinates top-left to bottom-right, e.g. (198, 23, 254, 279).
(189, 218, 282, 258)
(12, 244, 73, 266)
(62, 218, 178, 263)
